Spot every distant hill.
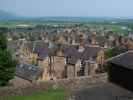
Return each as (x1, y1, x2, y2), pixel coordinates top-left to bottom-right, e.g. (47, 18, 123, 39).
(0, 9, 133, 23)
(0, 10, 22, 20)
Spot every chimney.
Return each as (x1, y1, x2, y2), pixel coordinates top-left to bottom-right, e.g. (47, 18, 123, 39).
(78, 40, 85, 53)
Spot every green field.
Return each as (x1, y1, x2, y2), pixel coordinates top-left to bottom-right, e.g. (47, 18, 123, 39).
(0, 21, 34, 28)
(5, 88, 69, 100)
(0, 19, 131, 35)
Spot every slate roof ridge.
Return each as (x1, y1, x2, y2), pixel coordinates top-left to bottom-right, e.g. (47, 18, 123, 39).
(106, 50, 133, 63)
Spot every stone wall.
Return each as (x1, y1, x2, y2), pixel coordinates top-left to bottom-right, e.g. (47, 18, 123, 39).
(55, 73, 107, 90)
(0, 73, 107, 98)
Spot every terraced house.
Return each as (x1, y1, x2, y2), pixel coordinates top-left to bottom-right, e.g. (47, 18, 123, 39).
(14, 38, 105, 82)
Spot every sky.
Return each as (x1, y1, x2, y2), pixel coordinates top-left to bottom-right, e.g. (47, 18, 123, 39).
(0, 0, 133, 17)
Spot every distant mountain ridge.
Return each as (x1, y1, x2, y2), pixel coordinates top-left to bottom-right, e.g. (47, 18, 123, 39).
(0, 10, 22, 20)
(0, 9, 133, 22)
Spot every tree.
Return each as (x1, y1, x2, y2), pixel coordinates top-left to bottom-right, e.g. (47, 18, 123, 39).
(105, 46, 127, 59)
(0, 33, 7, 49)
(0, 33, 17, 86)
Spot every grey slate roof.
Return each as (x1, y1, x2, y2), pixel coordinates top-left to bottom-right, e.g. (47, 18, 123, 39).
(96, 36, 108, 47)
(86, 36, 113, 47)
(16, 64, 43, 82)
(23, 41, 49, 60)
(7, 41, 20, 52)
(108, 51, 133, 70)
(33, 41, 49, 59)
(64, 45, 79, 65)
(23, 41, 59, 59)
(23, 41, 34, 52)
(64, 45, 102, 65)
(33, 41, 49, 54)
(81, 47, 102, 60)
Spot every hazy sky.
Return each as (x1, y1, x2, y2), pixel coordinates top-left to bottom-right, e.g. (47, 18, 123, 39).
(0, 0, 133, 17)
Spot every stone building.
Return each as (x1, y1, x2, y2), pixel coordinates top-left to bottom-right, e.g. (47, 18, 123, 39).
(64, 45, 105, 78)
(15, 64, 44, 82)
(14, 37, 105, 81)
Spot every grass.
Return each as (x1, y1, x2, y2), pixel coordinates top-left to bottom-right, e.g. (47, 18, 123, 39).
(5, 88, 69, 100)
(0, 21, 34, 28)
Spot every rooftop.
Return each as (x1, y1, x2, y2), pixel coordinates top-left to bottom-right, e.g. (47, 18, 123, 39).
(108, 51, 133, 70)
(16, 64, 43, 82)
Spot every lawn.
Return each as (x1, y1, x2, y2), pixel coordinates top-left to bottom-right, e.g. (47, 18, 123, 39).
(5, 88, 69, 100)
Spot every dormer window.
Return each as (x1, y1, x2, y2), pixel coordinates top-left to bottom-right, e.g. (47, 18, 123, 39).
(28, 66, 32, 70)
(80, 60, 82, 68)
(89, 57, 93, 61)
(64, 58, 67, 65)
(78, 48, 85, 52)
(20, 64, 23, 68)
